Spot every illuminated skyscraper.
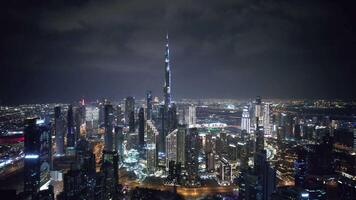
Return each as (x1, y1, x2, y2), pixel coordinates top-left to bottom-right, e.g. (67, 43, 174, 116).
(166, 129, 177, 170)
(125, 96, 135, 132)
(102, 104, 119, 200)
(176, 125, 186, 167)
(146, 90, 152, 120)
(138, 107, 145, 147)
(168, 103, 178, 131)
(206, 152, 215, 173)
(254, 96, 263, 128)
(24, 118, 51, 197)
(67, 105, 75, 148)
(163, 33, 172, 109)
(146, 120, 158, 174)
(187, 105, 196, 127)
(185, 127, 200, 186)
(241, 106, 251, 133)
(104, 104, 114, 152)
(114, 125, 124, 162)
(54, 106, 65, 155)
(218, 157, 232, 185)
(263, 103, 271, 137)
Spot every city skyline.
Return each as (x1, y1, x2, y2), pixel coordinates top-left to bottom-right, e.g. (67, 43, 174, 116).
(1, 1, 356, 200)
(1, 0, 356, 105)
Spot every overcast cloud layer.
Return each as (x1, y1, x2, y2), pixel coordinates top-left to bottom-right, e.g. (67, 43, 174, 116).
(0, 0, 355, 104)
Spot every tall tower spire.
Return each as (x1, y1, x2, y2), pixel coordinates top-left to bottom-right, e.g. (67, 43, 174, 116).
(164, 33, 172, 108)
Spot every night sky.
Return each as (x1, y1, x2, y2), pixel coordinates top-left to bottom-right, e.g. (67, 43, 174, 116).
(1, 0, 355, 105)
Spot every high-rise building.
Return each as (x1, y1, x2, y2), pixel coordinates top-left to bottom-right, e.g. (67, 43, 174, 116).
(167, 103, 178, 132)
(138, 107, 145, 148)
(163, 33, 172, 109)
(67, 105, 75, 148)
(114, 125, 124, 162)
(166, 129, 177, 170)
(255, 124, 264, 154)
(187, 105, 196, 127)
(54, 106, 65, 156)
(24, 118, 52, 197)
(206, 152, 215, 173)
(115, 105, 124, 125)
(101, 151, 119, 200)
(263, 103, 271, 137)
(157, 105, 166, 153)
(254, 96, 263, 127)
(146, 90, 152, 120)
(74, 107, 82, 144)
(218, 157, 232, 185)
(241, 106, 251, 133)
(185, 127, 200, 186)
(176, 125, 186, 167)
(104, 104, 114, 152)
(125, 96, 135, 132)
(205, 133, 214, 154)
(146, 120, 159, 174)
(85, 105, 99, 132)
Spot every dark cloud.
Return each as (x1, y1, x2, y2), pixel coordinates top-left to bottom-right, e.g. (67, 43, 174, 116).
(0, 0, 355, 104)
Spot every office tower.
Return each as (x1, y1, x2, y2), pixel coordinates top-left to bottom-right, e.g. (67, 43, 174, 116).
(205, 133, 214, 154)
(241, 106, 251, 133)
(166, 129, 177, 169)
(157, 105, 166, 153)
(101, 152, 119, 200)
(238, 141, 249, 170)
(262, 160, 276, 200)
(187, 105, 196, 127)
(218, 157, 232, 185)
(167, 103, 178, 132)
(74, 107, 81, 143)
(254, 96, 263, 127)
(263, 103, 271, 137)
(146, 143, 156, 174)
(54, 106, 65, 155)
(255, 122, 264, 154)
(85, 106, 99, 131)
(98, 103, 105, 126)
(146, 120, 158, 174)
(114, 126, 124, 161)
(138, 107, 145, 148)
(227, 144, 237, 161)
(125, 96, 135, 132)
(176, 125, 186, 167)
(254, 138, 276, 200)
(67, 105, 75, 148)
(216, 132, 227, 156)
(24, 118, 51, 196)
(206, 152, 215, 173)
(115, 105, 124, 125)
(104, 104, 114, 152)
(101, 104, 119, 200)
(185, 127, 200, 186)
(163, 33, 172, 109)
(146, 90, 152, 120)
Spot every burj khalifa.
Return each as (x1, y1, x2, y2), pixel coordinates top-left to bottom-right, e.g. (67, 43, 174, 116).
(163, 33, 172, 109)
